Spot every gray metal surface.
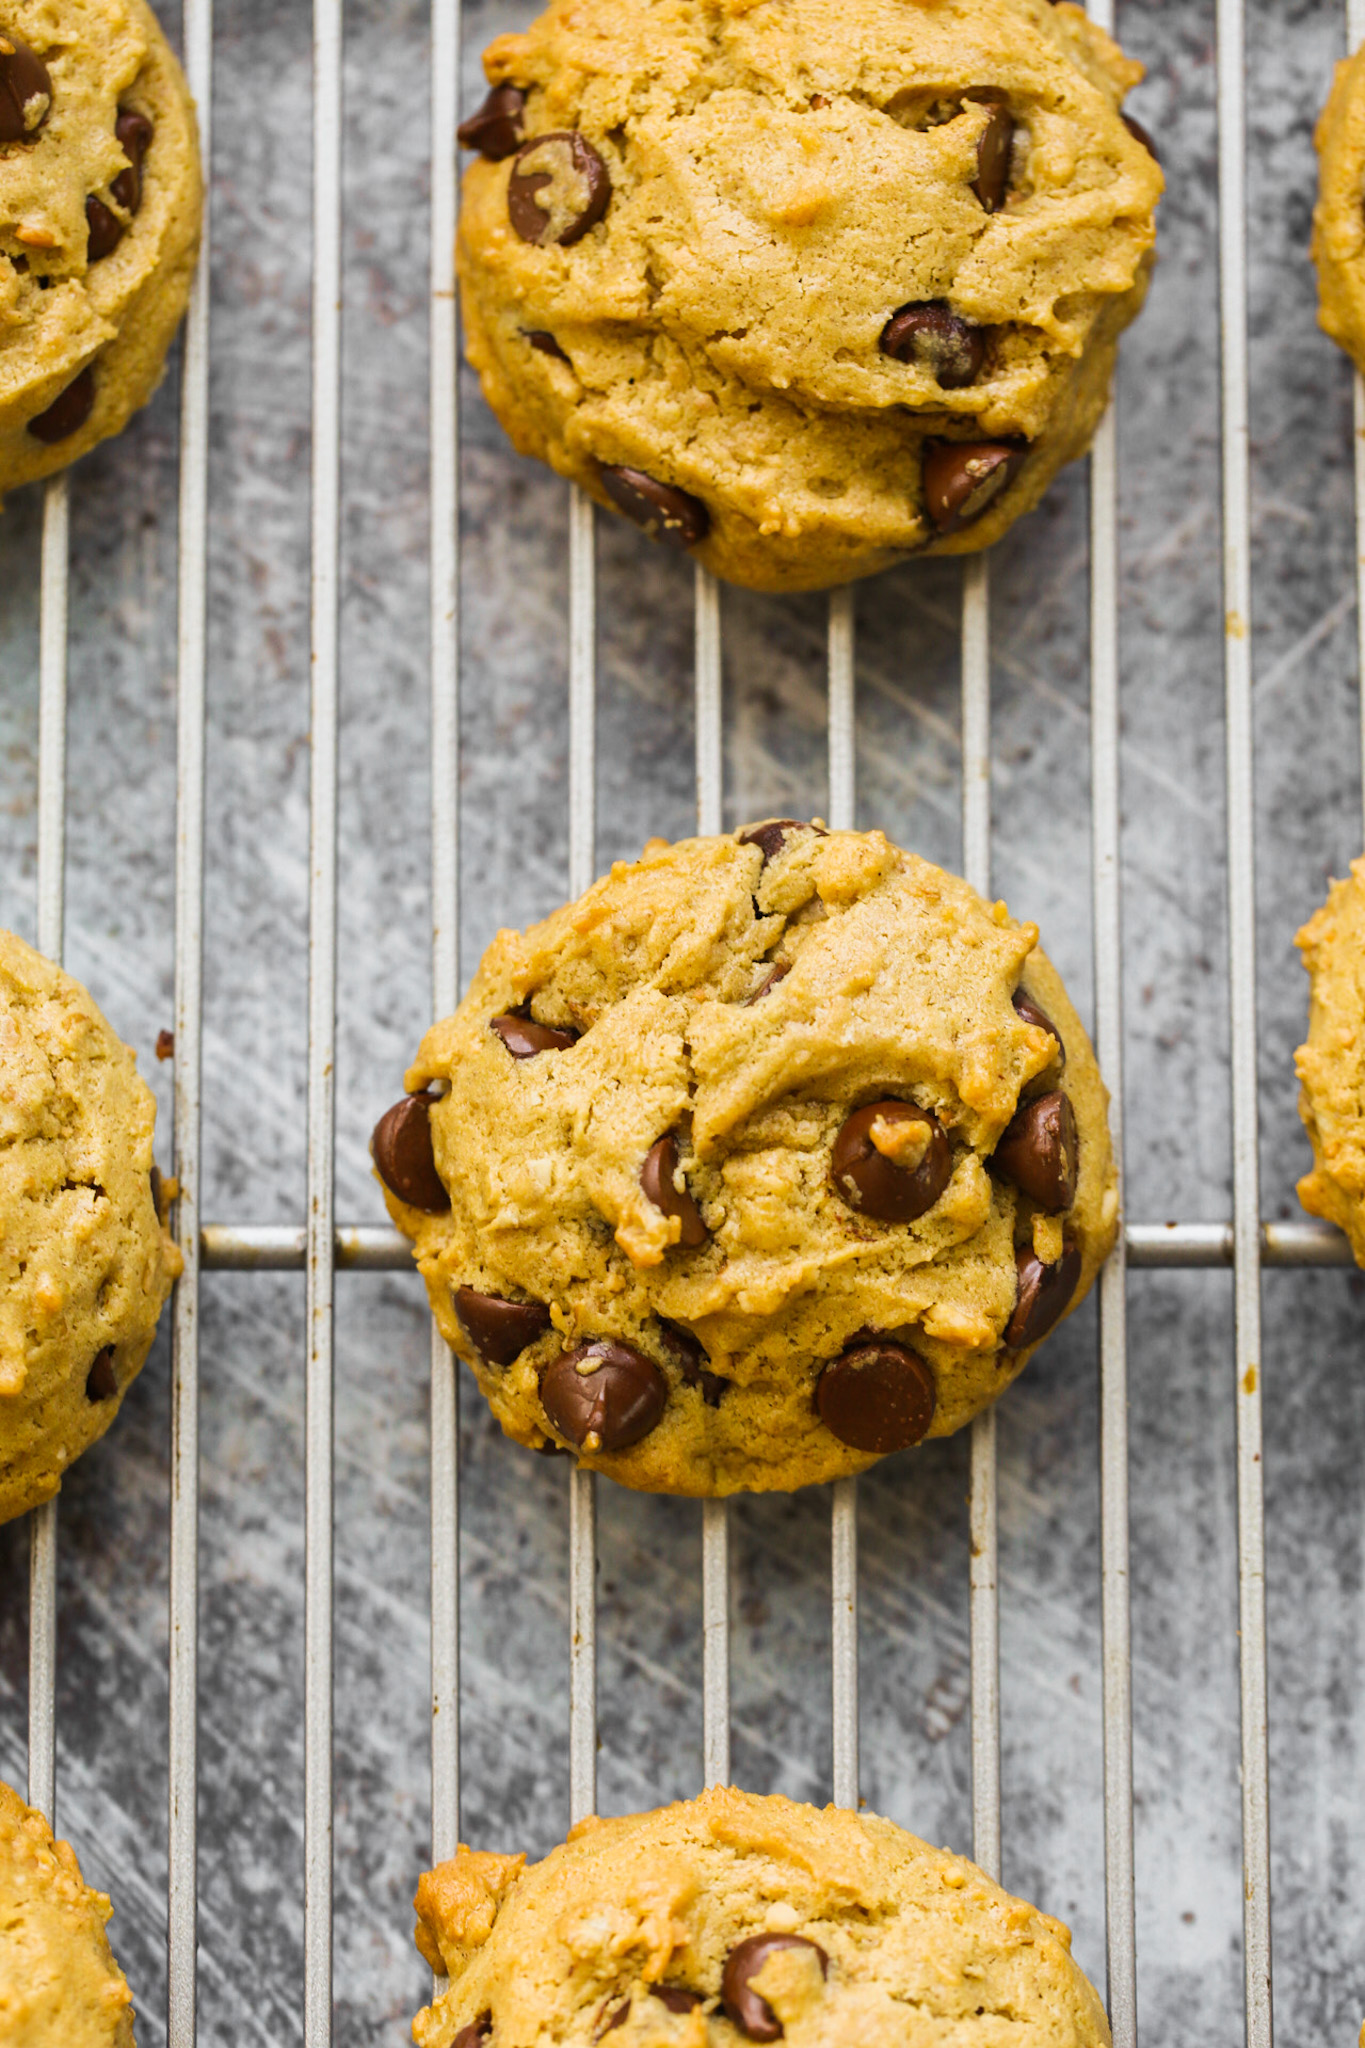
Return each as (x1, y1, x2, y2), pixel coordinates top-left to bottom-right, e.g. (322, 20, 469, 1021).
(2, 0, 1365, 2044)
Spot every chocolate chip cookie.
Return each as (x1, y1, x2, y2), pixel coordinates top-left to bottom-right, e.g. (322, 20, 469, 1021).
(411, 1786, 1111, 2048)
(0, 0, 202, 496)
(1295, 857, 1365, 1266)
(0, 930, 181, 1524)
(0, 1778, 135, 2048)
(376, 826, 1118, 1496)
(1313, 45, 1365, 372)
(454, 0, 1162, 593)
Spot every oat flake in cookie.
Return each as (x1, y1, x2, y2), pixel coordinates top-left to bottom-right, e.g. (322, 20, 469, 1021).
(375, 827, 1118, 1497)
(0, 1779, 136, 2048)
(0, 931, 181, 1524)
(410, 1787, 1112, 2048)
(1295, 857, 1365, 1266)
(0, 0, 202, 496)
(454, 0, 1162, 593)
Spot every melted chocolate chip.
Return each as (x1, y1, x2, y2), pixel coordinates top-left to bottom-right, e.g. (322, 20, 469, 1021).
(972, 101, 1015, 212)
(1122, 112, 1159, 163)
(597, 2002, 630, 2039)
(738, 819, 823, 863)
(745, 959, 790, 1005)
(659, 1319, 727, 1406)
(525, 329, 569, 361)
(508, 131, 610, 245)
(86, 1347, 118, 1401)
(541, 1340, 668, 1453)
(880, 303, 986, 388)
(150, 1162, 163, 1220)
(831, 1100, 951, 1223)
(721, 1935, 828, 2041)
(111, 110, 152, 212)
(1012, 986, 1065, 1066)
(653, 1989, 703, 2014)
(491, 1012, 579, 1057)
(1006, 1236, 1082, 1348)
(640, 1133, 708, 1248)
(449, 2015, 492, 2048)
(85, 195, 123, 261)
(923, 440, 1025, 536)
(600, 466, 710, 549)
(0, 33, 51, 143)
(371, 1092, 451, 1212)
(815, 1340, 936, 1455)
(458, 84, 526, 159)
(454, 1287, 552, 1366)
(27, 366, 95, 444)
(992, 1090, 1078, 1212)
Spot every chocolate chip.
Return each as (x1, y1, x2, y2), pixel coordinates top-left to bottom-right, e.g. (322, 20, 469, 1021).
(85, 195, 123, 261)
(0, 33, 51, 142)
(27, 366, 95, 445)
(525, 329, 569, 361)
(1006, 1236, 1082, 1348)
(923, 440, 1024, 536)
(508, 131, 610, 245)
(745, 959, 790, 1005)
(816, 1339, 936, 1454)
(659, 1319, 727, 1406)
(640, 1133, 708, 1248)
(880, 303, 986, 388)
(1012, 986, 1064, 1066)
(449, 2014, 491, 2048)
(721, 1935, 828, 2041)
(597, 2001, 630, 2038)
(737, 819, 823, 863)
(490, 1011, 579, 1057)
(371, 1092, 451, 1212)
(156, 1027, 175, 1060)
(972, 101, 1015, 212)
(150, 1162, 162, 1219)
(809, 93, 830, 110)
(992, 1089, 1078, 1212)
(86, 1347, 118, 1402)
(457, 84, 525, 160)
(541, 1340, 667, 1453)
(111, 110, 152, 212)
(831, 1100, 951, 1223)
(455, 1286, 552, 1366)
(600, 466, 710, 549)
(653, 1989, 703, 2014)
(1122, 112, 1159, 163)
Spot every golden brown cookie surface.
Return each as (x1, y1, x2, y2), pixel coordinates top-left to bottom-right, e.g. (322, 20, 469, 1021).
(456, 0, 1162, 592)
(1313, 44, 1365, 372)
(0, 1780, 135, 2048)
(379, 827, 1118, 1496)
(0, 0, 202, 495)
(0, 930, 181, 1523)
(411, 1787, 1111, 2048)
(1295, 857, 1365, 1265)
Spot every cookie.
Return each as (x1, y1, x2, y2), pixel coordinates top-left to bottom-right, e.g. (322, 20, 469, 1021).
(0, 931, 181, 1524)
(1295, 857, 1365, 1266)
(376, 826, 1118, 1497)
(0, 0, 202, 497)
(0, 1779, 135, 2048)
(1313, 45, 1365, 372)
(411, 1786, 1111, 2048)
(455, 0, 1162, 593)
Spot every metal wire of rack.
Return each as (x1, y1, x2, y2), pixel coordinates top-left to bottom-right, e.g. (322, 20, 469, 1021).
(11, 2, 1365, 2047)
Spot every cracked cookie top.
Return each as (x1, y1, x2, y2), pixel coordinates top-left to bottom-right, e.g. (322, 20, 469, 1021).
(0, 1779, 135, 2048)
(411, 1786, 1111, 2048)
(0, 929, 180, 1524)
(377, 827, 1117, 1497)
(455, 0, 1161, 590)
(0, 0, 201, 495)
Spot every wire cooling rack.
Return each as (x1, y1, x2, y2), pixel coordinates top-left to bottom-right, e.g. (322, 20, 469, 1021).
(6, 1, 1365, 2045)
